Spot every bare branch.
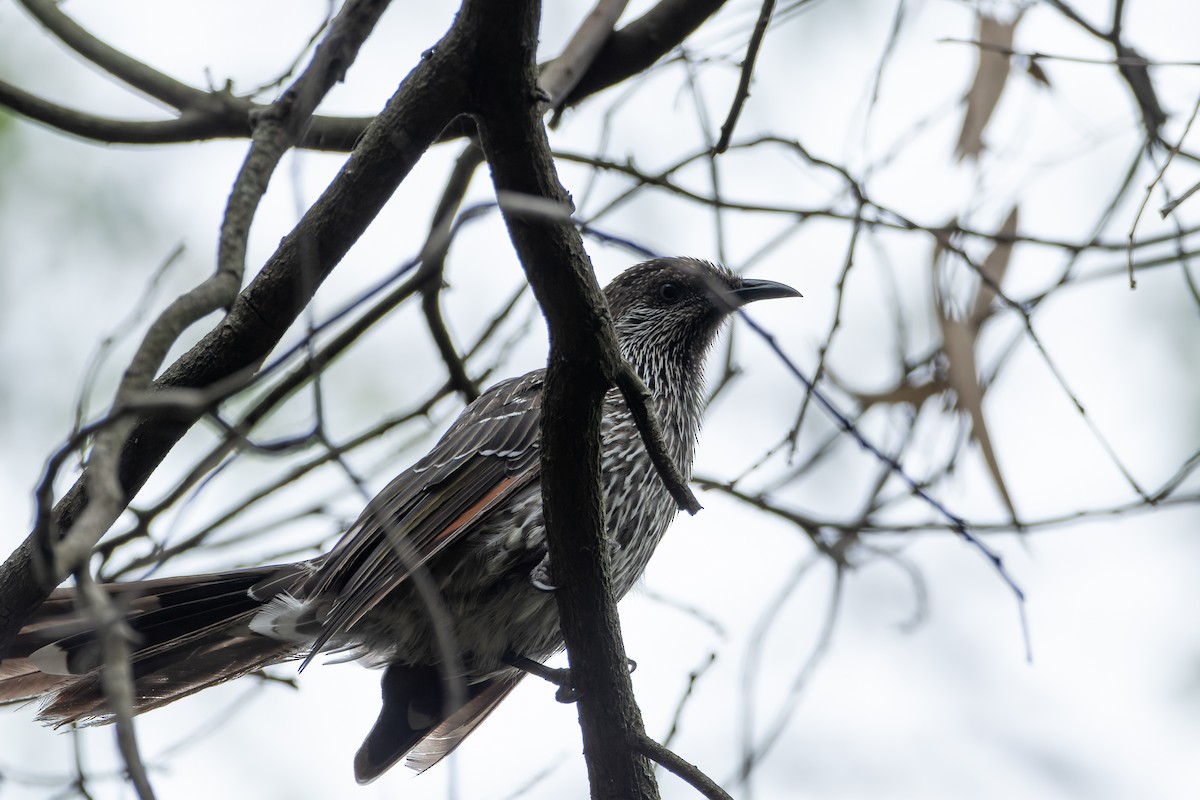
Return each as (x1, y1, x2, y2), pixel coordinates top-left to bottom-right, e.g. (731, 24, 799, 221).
(714, 0, 775, 154)
(468, 0, 660, 794)
(736, 311, 1026, 610)
(542, 0, 630, 109)
(562, 0, 731, 107)
(0, 7, 474, 657)
(635, 734, 733, 800)
(16, 0, 212, 109)
(615, 365, 703, 514)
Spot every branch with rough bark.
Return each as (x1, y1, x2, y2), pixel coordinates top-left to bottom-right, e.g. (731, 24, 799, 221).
(466, 0, 659, 795)
(2, 0, 729, 151)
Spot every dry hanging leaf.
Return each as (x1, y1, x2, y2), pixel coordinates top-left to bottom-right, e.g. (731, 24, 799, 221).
(931, 212, 1021, 524)
(939, 315, 1018, 522)
(970, 205, 1019, 327)
(1026, 59, 1051, 88)
(955, 14, 1018, 161)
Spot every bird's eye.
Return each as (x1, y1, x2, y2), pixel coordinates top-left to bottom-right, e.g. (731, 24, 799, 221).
(657, 283, 682, 303)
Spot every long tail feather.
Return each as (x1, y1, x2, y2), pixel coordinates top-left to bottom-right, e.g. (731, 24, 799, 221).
(0, 565, 307, 724)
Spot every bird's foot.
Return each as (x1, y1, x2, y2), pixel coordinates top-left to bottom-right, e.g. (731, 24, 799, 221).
(507, 655, 579, 702)
(506, 655, 637, 703)
(529, 556, 555, 592)
(529, 540, 622, 593)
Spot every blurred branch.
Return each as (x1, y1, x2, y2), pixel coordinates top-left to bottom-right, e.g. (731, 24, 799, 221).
(695, 476, 1200, 538)
(736, 565, 844, 794)
(557, 144, 1200, 254)
(1044, 0, 1167, 143)
(1131, 94, 1200, 284)
(542, 0, 630, 111)
(734, 312, 1026, 612)
(941, 37, 1200, 68)
(74, 571, 156, 800)
(660, 651, 719, 749)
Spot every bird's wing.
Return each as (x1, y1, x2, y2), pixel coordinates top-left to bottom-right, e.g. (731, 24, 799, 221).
(352, 663, 525, 783)
(302, 370, 545, 657)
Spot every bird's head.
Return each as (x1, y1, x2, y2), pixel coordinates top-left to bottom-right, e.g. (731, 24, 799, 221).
(604, 257, 800, 372)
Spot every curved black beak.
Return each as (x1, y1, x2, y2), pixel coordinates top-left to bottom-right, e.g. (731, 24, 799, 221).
(732, 277, 802, 306)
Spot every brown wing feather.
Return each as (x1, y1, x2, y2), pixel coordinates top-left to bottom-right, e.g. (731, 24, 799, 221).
(301, 371, 545, 657)
(404, 672, 524, 774)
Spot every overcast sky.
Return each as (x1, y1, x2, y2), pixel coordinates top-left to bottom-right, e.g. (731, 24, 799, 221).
(1, 1, 1198, 798)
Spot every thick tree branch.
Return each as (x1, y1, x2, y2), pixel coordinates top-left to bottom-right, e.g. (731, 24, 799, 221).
(541, 0, 630, 108)
(7, 18, 398, 789)
(560, 0, 729, 107)
(467, 0, 659, 797)
(2, 0, 728, 151)
(40, 0, 393, 591)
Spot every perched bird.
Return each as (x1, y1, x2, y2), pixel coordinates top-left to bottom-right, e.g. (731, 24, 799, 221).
(0, 257, 799, 782)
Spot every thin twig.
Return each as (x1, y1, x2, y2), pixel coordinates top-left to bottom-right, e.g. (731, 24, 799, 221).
(1128, 94, 1200, 287)
(737, 312, 1027, 613)
(634, 734, 733, 800)
(714, 0, 776, 154)
(615, 364, 703, 514)
(939, 37, 1200, 67)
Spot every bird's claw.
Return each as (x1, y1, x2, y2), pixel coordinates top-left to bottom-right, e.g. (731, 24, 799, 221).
(507, 654, 581, 701)
(530, 553, 556, 592)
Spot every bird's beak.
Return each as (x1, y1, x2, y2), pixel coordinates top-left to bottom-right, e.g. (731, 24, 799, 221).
(731, 278, 802, 306)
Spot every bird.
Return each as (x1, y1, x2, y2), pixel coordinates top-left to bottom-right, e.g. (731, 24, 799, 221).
(0, 257, 800, 783)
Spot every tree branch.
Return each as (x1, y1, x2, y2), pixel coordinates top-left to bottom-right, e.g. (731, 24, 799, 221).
(466, 0, 659, 796)
(16, 0, 212, 110)
(541, 0, 630, 108)
(0, 11, 473, 659)
(634, 734, 733, 800)
(561, 0, 731, 107)
(3, 0, 728, 151)
(714, 0, 775, 154)
(614, 364, 702, 514)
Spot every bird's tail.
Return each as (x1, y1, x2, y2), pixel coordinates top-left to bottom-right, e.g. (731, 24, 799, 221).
(0, 564, 310, 725)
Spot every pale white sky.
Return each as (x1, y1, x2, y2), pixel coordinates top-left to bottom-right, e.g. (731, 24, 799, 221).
(1, 1, 1198, 798)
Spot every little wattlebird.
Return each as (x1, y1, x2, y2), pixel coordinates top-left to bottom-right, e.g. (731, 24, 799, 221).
(0, 257, 799, 782)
